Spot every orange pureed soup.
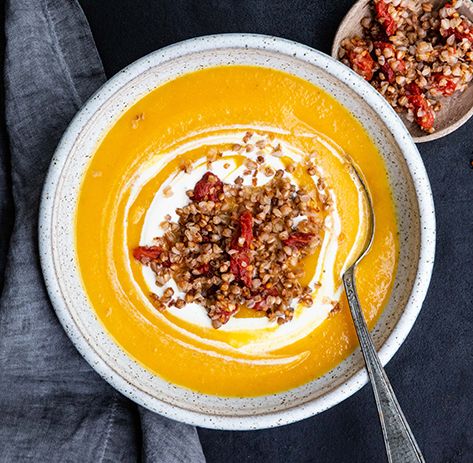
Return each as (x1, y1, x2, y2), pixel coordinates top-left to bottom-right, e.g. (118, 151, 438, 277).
(76, 66, 398, 396)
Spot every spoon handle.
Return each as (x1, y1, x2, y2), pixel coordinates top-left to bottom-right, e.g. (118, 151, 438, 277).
(343, 267, 425, 463)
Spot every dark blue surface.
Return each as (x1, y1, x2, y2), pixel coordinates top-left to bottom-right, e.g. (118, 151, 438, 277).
(6, 1, 470, 461)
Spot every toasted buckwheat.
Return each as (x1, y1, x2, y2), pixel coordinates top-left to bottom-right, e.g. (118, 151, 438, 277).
(133, 141, 326, 328)
(339, 0, 473, 132)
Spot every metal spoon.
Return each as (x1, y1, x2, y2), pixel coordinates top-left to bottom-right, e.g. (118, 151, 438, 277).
(342, 161, 425, 463)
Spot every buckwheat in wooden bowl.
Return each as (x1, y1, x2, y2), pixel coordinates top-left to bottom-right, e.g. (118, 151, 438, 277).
(39, 34, 435, 430)
(332, 0, 473, 142)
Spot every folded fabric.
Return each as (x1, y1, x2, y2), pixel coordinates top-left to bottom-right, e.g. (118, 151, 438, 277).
(0, 0, 205, 461)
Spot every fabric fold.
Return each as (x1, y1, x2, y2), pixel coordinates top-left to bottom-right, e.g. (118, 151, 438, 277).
(0, 0, 205, 461)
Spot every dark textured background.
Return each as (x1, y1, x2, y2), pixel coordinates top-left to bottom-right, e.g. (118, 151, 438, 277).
(3, 1, 473, 461)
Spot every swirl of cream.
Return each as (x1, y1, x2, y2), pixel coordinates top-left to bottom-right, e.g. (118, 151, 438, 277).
(125, 127, 364, 355)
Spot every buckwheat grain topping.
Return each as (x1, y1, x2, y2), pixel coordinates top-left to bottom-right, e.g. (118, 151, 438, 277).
(133, 138, 325, 328)
(339, 0, 473, 132)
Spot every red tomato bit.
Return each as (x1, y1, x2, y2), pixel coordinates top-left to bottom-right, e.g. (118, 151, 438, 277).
(347, 49, 375, 81)
(374, 41, 405, 83)
(133, 245, 163, 264)
(229, 210, 255, 287)
(407, 93, 435, 131)
(235, 210, 254, 248)
(432, 73, 457, 96)
(196, 263, 211, 275)
(375, 0, 397, 36)
(230, 250, 253, 287)
(406, 82, 422, 96)
(192, 172, 224, 202)
(283, 232, 315, 249)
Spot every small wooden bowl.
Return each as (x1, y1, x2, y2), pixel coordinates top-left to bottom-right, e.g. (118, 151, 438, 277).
(332, 0, 473, 143)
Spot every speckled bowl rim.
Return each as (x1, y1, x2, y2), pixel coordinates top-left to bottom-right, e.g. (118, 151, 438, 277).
(39, 34, 435, 430)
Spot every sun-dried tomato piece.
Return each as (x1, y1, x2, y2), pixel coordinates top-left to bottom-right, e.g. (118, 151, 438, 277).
(230, 250, 253, 287)
(374, 41, 405, 83)
(381, 61, 405, 83)
(253, 300, 265, 312)
(133, 245, 163, 264)
(347, 49, 375, 81)
(381, 63, 395, 83)
(394, 59, 406, 73)
(406, 84, 435, 131)
(431, 73, 457, 96)
(230, 211, 254, 249)
(407, 94, 435, 131)
(375, 0, 397, 36)
(193, 172, 223, 202)
(196, 263, 210, 275)
(406, 82, 422, 96)
(374, 41, 397, 61)
(439, 2, 473, 40)
(442, 21, 473, 42)
(228, 211, 254, 286)
(455, 26, 473, 42)
(239, 211, 254, 247)
(283, 232, 315, 249)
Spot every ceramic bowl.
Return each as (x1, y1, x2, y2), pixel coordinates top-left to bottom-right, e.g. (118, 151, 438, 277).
(39, 34, 435, 430)
(331, 0, 473, 143)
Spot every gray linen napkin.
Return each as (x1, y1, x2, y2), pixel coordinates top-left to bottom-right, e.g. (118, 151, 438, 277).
(0, 0, 205, 461)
